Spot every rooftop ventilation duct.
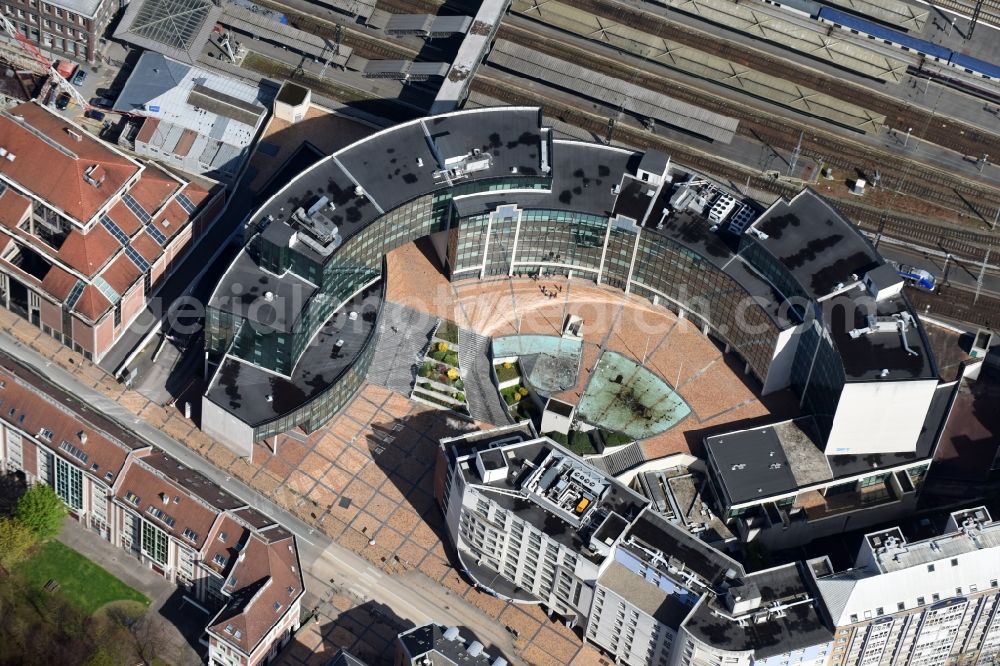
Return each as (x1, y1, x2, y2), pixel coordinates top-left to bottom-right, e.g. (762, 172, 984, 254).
(84, 164, 105, 188)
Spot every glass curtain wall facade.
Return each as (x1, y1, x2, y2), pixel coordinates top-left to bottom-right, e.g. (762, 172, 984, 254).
(789, 311, 845, 438)
(451, 208, 781, 382)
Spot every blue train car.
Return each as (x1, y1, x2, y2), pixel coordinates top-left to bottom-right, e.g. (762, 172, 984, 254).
(897, 265, 936, 291)
(949, 52, 1000, 80)
(817, 6, 952, 62)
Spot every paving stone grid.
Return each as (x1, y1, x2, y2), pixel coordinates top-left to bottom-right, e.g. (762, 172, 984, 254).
(0, 240, 788, 666)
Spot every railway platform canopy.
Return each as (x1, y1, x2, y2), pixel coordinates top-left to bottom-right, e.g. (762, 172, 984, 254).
(432, 0, 509, 114)
(384, 14, 472, 37)
(821, 0, 928, 32)
(115, 0, 223, 64)
(489, 39, 739, 143)
(363, 60, 450, 80)
(115, 0, 353, 68)
(510, 0, 885, 132)
(648, 0, 909, 82)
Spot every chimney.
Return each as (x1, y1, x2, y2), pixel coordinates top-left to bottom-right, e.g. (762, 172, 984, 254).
(65, 128, 82, 142)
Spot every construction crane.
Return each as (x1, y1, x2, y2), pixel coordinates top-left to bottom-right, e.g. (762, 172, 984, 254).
(0, 14, 89, 110)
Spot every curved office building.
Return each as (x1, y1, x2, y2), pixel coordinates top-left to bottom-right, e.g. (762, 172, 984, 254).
(202, 107, 941, 461)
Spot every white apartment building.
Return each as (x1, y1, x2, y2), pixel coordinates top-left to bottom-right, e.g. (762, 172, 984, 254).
(814, 507, 1000, 666)
(436, 423, 835, 666)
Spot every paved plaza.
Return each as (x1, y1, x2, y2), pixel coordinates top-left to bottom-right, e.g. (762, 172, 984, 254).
(0, 238, 799, 665)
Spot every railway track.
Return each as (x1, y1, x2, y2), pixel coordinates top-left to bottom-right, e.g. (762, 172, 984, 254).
(470, 71, 999, 264)
(929, 0, 1000, 27)
(514, 0, 1000, 162)
(498, 21, 1000, 223)
(255, 0, 418, 59)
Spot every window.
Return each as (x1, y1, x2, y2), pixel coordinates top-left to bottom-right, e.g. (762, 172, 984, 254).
(59, 440, 88, 464)
(218, 531, 227, 542)
(176, 192, 197, 215)
(39, 427, 54, 441)
(898, 602, 905, 611)
(182, 528, 198, 543)
(54, 457, 82, 510)
(917, 596, 925, 605)
(141, 520, 168, 565)
(122, 193, 151, 223)
(113, 302, 121, 327)
(124, 490, 140, 506)
(932, 593, 940, 602)
(928, 564, 935, 572)
(124, 244, 149, 271)
(213, 553, 227, 567)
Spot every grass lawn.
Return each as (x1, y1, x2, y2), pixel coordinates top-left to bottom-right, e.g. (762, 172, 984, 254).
(15, 540, 149, 615)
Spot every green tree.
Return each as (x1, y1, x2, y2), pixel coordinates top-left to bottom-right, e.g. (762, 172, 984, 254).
(0, 517, 36, 569)
(83, 646, 118, 666)
(16, 483, 67, 539)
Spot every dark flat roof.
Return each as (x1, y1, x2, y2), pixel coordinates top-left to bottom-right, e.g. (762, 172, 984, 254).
(624, 511, 743, 586)
(335, 108, 543, 214)
(209, 250, 316, 333)
(748, 189, 936, 381)
(826, 292, 937, 381)
(751, 189, 879, 300)
(706, 426, 801, 505)
(453, 437, 648, 560)
(686, 563, 832, 657)
(205, 283, 381, 427)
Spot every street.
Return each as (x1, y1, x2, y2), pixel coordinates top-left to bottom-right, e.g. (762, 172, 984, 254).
(0, 332, 523, 664)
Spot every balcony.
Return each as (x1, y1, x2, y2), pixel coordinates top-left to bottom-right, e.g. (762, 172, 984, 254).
(798, 480, 899, 521)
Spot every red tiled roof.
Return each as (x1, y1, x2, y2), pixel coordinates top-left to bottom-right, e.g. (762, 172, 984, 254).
(0, 187, 30, 230)
(203, 515, 249, 575)
(57, 224, 120, 278)
(208, 534, 303, 654)
(173, 129, 198, 158)
(180, 182, 209, 207)
(136, 117, 160, 145)
(74, 282, 112, 321)
(128, 162, 180, 214)
(0, 366, 134, 484)
(151, 200, 190, 244)
(108, 201, 142, 236)
(0, 103, 140, 223)
(131, 230, 163, 264)
(40, 264, 76, 302)
(115, 460, 221, 551)
(100, 253, 141, 296)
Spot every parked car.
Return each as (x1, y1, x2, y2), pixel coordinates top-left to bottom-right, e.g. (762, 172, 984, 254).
(72, 69, 87, 86)
(55, 92, 70, 110)
(84, 109, 105, 121)
(89, 97, 114, 108)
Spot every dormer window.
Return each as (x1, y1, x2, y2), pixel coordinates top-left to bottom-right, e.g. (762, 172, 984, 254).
(213, 553, 227, 567)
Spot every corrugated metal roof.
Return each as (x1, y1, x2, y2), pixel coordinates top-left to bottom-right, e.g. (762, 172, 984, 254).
(187, 84, 265, 126)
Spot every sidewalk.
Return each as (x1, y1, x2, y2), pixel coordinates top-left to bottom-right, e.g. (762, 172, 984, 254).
(57, 520, 205, 664)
